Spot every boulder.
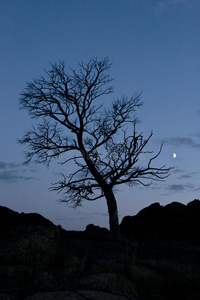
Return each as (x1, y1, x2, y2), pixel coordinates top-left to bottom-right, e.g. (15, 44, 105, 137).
(78, 273, 138, 298)
(120, 202, 164, 236)
(85, 223, 111, 238)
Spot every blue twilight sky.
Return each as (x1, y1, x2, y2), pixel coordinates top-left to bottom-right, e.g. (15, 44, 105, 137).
(0, 0, 200, 230)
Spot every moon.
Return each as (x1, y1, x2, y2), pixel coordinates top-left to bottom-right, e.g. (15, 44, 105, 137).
(173, 153, 176, 158)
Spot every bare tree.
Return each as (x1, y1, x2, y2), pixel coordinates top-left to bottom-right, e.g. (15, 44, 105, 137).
(19, 57, 172, 236)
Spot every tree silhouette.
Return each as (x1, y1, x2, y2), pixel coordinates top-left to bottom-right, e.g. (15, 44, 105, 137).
(19, 57, 172, 236)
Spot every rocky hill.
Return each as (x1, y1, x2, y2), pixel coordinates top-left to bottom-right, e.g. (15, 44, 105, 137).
(0, 200, 200, 300)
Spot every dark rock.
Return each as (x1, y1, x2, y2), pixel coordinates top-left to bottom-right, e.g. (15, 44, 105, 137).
(120, 199, 200, 244)
(85, 223, 110, 234)
(187, 199, 200, 213)
(85, 223, 112, 239)
(25, 290, 137, 300)
(1, 202, 200, 300)
(0, 206, 21, 227)
(0, 225, 62, 296)
(120, 202, 164, 237)
(78, 273, 138, 298)
(137, 202, 163, 217)
(0, 206, 54, 228)
(21, 212, 54, 226)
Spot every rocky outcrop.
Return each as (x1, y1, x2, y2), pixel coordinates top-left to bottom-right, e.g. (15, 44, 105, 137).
(0, 223, 139, 299)
(120, 199, 200, 244)
(1, 200, 200, 300)
(85, 223, 110, 234)
(0, 205, 53, 227)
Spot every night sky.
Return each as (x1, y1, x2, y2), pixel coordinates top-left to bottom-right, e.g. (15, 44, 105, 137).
(0, 0, 200, 230)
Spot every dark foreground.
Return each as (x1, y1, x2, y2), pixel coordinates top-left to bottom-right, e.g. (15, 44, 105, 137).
(0, 200, 200, 300)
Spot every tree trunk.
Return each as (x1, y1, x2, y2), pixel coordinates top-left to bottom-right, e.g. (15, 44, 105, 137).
(104, 188, 120, 237)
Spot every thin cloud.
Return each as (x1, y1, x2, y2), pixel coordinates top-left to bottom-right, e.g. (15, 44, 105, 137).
(172, 169, 197, 180)
(0, 161, 36, 183)
(173, 168, 185, 173)
(166, 183, 194, 192)
(178, 174, 193, 179)
(162, 137, 200, 149)
(0, 170, 34, 183)
(168, 184, 185, 192)
(92, 212, 109, 217)
(190, 171, 200, 175)
(0, 161, 21, 169)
